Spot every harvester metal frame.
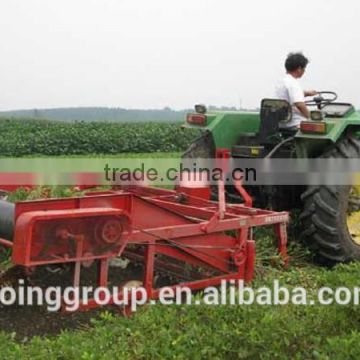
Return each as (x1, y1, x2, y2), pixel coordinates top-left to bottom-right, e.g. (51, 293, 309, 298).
(0, 183, 288, 312)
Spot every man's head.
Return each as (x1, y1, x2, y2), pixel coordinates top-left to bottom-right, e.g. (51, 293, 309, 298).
(285, 52, 309, 78)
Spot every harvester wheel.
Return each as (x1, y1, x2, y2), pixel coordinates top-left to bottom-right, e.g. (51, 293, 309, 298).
(300, 135, 360, 264)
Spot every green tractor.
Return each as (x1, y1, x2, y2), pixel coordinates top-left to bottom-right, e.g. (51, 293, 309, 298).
(182, 92, 360, 264)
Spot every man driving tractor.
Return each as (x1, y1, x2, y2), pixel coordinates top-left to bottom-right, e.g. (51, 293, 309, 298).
(275, 52, 317, 128)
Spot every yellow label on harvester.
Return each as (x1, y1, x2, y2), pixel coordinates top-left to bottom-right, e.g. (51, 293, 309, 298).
(251, 148, 259, 155)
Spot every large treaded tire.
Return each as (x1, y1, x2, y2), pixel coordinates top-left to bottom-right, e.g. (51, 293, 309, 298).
(300, 135, 360, 264)
(181, 131, 215, 159)
(182, 132, 254, 204)
(181, 132, 220, 200)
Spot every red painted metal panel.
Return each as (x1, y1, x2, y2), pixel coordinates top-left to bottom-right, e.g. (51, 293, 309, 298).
(2, 184, 289, 311)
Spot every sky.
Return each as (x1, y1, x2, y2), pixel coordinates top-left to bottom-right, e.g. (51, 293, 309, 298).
(0, 0, 359, 110)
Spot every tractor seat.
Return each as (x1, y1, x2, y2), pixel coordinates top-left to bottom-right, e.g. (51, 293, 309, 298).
(279, 126, 298, 138)
(232, 99, 292, 157)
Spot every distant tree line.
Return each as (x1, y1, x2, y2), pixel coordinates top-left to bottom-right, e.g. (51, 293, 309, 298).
(0, 107, 187, 122)
(0, 106, 256, 122)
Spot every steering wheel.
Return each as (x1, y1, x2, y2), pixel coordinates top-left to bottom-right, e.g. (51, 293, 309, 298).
(305, 91, 338, 109)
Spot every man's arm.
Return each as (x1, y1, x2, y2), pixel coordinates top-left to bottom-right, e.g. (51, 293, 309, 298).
(294, 102, 310, 119)
(304, 90, 317, 97)
(299, 90, 317, 118)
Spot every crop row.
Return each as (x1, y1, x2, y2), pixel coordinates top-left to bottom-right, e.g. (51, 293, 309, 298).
(0, 118, 200, 156)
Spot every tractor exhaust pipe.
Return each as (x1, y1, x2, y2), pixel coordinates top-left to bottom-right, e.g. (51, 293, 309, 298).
(0, 200, 15, 241)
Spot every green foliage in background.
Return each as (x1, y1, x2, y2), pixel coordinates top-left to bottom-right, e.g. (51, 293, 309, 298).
(1, 235, 360, 359)
(0, 118, 200, 156)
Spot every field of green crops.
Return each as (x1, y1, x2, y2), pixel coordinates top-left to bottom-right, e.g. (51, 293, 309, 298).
(1, 118, 360, 359)
(0, 118, 200, 156)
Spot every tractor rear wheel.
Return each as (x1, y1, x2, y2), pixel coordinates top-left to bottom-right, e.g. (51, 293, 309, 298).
(300, 136, 360, 264)
(182, 131, 215, 159)
(182, 132, 219, 199)
(182, 132, 259, 204)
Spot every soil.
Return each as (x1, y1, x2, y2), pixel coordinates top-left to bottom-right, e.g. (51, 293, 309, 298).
(0, 305, 108, 342)
(0, 262, 145, 342)
(0, 254, 205, 342)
